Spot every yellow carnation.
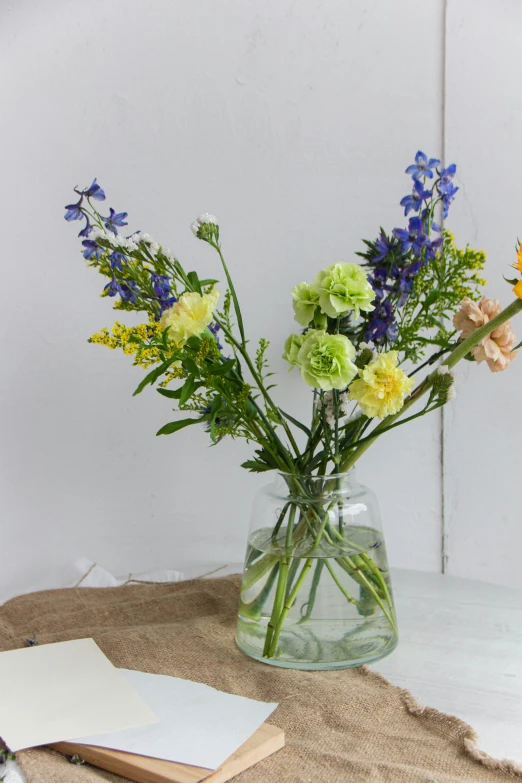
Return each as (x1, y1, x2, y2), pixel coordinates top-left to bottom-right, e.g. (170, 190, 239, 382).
(160, 289, 219, 344)
(348, 350, 414, 419)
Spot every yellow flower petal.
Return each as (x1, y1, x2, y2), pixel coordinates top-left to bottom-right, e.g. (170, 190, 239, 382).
(514, 279, 522, 300)
(348, 351, 414, 419)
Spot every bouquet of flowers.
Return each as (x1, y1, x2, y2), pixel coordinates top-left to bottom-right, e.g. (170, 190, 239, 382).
(65, 152, 522, 669)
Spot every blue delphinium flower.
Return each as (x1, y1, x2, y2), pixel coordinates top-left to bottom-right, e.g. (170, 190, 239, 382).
(368, 267, 391, 301)
(392, 217, 429, 257)
(405, 151, 441, 180)
(104, 208, 129, 233)
(400, 180, 433, 216)
(441, 182, 459, 219)
(373, 232, 396, 262)
(208, 322, 223, 350)
(64, 197, 84, 222)
(391, 260, 422, 306)
(105, 278, 138, 303)
(438, 164, 457, 191)
(151, 274, 170, 299)
(82, 239, 104, 261)
(109, 251, 125, 270)
(365, 299, 398, 345)
(119, 280, 139, 303)
(425, 236, 443, 262)
(104, 278, 123, 297)
(83, 178, 106, 201)
(78, 217, 91, 238)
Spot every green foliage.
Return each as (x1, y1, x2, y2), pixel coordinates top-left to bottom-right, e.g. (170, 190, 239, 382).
(393, 230, 487, 364)
(255, 338, 275, 391)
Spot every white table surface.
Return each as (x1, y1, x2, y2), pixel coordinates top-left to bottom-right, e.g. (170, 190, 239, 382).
(184, 563, 522, 768)
(3, 564, 521, 780)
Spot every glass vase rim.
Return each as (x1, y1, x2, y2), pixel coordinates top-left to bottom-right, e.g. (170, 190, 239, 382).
(277, 468, 356, 481)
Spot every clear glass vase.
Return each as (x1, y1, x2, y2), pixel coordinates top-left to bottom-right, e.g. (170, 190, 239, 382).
(236, 470, 398, 670)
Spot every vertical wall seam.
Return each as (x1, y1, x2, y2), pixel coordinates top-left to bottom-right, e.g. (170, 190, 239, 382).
(441, 0, 449, 575)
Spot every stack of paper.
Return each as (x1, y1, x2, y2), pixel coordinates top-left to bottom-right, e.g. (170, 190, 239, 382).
(0, 638, 278, 772)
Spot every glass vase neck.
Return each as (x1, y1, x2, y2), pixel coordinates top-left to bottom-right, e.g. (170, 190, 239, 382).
(275, 469, 358, 497)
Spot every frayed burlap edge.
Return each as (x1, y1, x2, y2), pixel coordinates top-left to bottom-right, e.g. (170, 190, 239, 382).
(359, 665, 522, 778)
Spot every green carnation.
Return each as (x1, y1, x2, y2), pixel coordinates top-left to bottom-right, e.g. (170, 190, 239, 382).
(291, 283, 321, 327)
(311, 263, 375, 320)
(297, 330, 357, 390)
(282, 332, 308, 369)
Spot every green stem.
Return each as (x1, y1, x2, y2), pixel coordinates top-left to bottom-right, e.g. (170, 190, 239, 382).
(271, 503, 291, 543)
(335, 556, 397, 633)
(262, 504, 297, 656)
(324, 560, 358, 606)
(360, 553, 396, 625)
(297, 560, 325, 623)
(267, 558, 314, 657)
(238, 562, 280, 621)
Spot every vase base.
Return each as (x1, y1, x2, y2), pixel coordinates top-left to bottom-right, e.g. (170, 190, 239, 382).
(235, 632, 398, 671)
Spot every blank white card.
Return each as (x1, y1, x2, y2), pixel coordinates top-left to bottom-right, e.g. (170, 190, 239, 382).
(0, 639, 158, 751)
(75, 669, 278, 770)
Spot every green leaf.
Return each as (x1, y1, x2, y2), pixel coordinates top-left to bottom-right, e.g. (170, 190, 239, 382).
(199, 278, 219, 287)
(157, 387, 182, 399)
(133, 356, 179, 396)
(185, 335, 203, 351)
(280, 409, 312, 438)
(504, 275, 520, 286)
(241, 460, 274, 473)
(182, 358, 199, 376)
(303, 450, 327, 472)
(187, 271, 202, 293)
(424, 290, 441, 308)
(426, 315, 447, 330)
(156, 418, 203, 436)
(179, 376, 200, 405)
(514, 339, 522, 351)
(207, 359, 236, 376)
(254, 448, 279, 469)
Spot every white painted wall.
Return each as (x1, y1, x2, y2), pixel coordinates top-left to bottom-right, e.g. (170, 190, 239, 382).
(444, 0, 522, 588)
(1, 0, 517, 602)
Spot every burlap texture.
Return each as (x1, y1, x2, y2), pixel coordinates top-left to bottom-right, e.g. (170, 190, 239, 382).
(0, 575, 519, 783)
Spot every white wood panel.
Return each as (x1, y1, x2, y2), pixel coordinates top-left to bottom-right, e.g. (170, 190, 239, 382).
(0, 0, 445, 602)
(444, 0, 522, 587)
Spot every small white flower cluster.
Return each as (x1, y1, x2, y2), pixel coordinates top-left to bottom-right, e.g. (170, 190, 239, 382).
(88, 227, 169, 259)
(190, 213, 218, 237)
(317, 391, 352, 427)
(436, 364, 457, 401)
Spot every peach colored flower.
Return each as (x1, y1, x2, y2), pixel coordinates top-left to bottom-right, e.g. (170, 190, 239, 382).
(453, 297, 517, 372)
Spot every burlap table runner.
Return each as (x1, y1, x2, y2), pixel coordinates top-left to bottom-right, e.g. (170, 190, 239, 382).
(0, 575, 519, 783)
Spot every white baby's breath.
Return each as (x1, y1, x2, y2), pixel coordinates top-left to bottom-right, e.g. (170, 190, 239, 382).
(191, 213, 218, 237)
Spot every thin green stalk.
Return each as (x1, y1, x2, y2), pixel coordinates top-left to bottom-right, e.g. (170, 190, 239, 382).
(335, 557, 397, 633)
(238, 562, 280, 621)
(297, 560, 325, 623)
(267, 558, 314, 657)
(359, 553, 396, 624)
(262, 504, 297, 656)
(215, 313, 302, 460)
(324, 560, 358, 607)
(271, 503, 291, 543)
